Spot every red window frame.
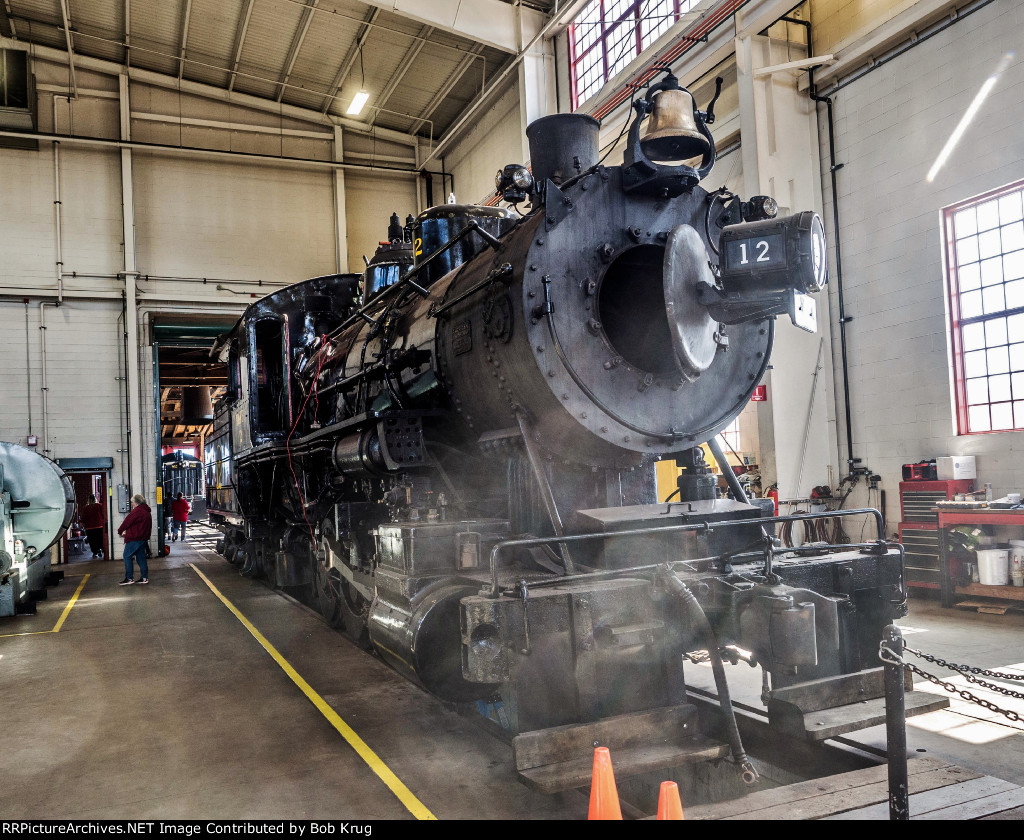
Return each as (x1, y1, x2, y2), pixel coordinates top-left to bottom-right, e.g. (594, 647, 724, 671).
(568, 0, 685, 110)
(943, 177, 1024, 435)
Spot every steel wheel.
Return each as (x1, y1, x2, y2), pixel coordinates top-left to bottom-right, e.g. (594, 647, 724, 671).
(313, 561, 343, 629)
(338, 579, 372, 649)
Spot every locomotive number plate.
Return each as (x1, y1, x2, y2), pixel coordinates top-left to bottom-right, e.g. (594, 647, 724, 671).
(452, 320, 472, 356)
(724, 233, 786, 270)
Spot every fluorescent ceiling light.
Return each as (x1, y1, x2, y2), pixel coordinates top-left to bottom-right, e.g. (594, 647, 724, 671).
(347, 90, 370, 116)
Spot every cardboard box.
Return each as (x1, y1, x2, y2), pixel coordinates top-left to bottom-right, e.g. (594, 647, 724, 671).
(937, 455, 976, 481)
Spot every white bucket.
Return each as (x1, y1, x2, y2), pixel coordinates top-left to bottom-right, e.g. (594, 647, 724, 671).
(976, 548, 1009, 585)
(1009, 540, 1024, 571)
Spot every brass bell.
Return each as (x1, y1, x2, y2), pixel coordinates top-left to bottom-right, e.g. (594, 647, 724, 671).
(640, 88, 710, 162)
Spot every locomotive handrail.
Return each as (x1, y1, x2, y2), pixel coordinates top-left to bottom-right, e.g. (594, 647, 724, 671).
(485, 507, 887, 597)
(429, 262, 513, 318)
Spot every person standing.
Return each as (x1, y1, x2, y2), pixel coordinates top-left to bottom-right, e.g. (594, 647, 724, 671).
(81, 493, 106, 558)
(170, 492, 191, 542)
(117, 494, 152, 585)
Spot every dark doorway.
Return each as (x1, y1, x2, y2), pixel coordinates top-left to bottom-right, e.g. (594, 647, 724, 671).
(63, 471, 110, 563)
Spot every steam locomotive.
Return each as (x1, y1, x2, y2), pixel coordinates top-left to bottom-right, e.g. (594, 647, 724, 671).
(207, 73, 915, 791)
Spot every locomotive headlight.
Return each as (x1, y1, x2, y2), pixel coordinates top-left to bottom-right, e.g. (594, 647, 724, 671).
(740, 195, 779, 222)
(495, 164, 534, 203)
(707, 211, 828, 333)
(718, 211, 828, 295)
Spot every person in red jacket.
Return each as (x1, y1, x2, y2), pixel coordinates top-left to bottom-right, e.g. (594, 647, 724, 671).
(170, 492, 191, 542)
(117, 494, 152, 585)
(80, 493, 106, 558)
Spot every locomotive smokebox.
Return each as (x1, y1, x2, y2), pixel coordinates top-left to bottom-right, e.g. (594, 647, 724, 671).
(526, 113, 600, 186)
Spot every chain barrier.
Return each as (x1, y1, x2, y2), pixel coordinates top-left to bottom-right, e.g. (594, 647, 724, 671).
(879, 642, 1023, 724)
(904, 646, 1024, 682)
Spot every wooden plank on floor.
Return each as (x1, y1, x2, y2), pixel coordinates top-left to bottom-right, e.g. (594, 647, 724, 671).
(920, 786, 1024, 820)
(980, 804, 1024, 820)
(685, 757, 960, 820)
(723, 767, 984, 821)
(823, 776, 1018, 820)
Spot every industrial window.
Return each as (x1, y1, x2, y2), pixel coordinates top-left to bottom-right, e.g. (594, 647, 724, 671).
(944, 179, 1024, 434)
(252, 320, 288, 433)
(568, 0, 700, 108)
(720, 417, 741, 453)
(0, 49, 28, 109)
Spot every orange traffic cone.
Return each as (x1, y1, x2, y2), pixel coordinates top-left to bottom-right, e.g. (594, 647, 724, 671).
(588, 747, 623, 820)
(656, 781, 684, 820)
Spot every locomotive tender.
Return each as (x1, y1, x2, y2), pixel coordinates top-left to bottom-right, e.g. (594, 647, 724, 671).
(207, 73, 914, 790)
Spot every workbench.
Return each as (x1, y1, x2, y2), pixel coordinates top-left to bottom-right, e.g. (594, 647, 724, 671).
(936, 508, 1024, 609)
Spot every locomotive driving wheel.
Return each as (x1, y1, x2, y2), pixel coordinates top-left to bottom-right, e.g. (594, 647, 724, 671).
(319, 534, 372, 649)
(337, 579, 371, 650)
(313, 557, 343, 629)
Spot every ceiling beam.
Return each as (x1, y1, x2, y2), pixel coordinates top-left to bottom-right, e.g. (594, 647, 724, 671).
(176, 0, 192, 81)
(57, 0, 77, 99)
(276, 0, 319, 103)
(370, 24, 431, 124)
(407, 44, 482, 136)
(0, 34, 420, 147)
(227, 0, 256, 93)
(321, 6, 379, 115)
(353, 0, 546, 54)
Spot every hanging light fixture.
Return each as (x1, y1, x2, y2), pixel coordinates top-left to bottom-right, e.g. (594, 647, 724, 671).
(347, 90, 370, 115)
(347, 43, 370, 116)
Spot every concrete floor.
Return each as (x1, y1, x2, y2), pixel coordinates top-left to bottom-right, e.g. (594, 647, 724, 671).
(0, 528, 588, 819)
(2, 530, 1022, 819)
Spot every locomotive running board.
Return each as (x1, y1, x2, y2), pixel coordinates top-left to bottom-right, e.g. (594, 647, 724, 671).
(512, 704, 729, 794)
(767, 667, 949, 742)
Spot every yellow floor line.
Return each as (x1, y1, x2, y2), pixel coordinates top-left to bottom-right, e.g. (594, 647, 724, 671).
(190, 562, 436, 821)
(0, 574, 90, 638)
(52, 574, 90, 632)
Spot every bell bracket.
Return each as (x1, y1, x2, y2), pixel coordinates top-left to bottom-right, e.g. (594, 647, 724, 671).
(621, 72, 721, 197)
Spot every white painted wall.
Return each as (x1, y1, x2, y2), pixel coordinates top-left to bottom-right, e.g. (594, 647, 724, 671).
(446, 81, 526, 205)
(345, 172, 419, 269)
(132, 153, 337, 284)
(822, 0, 1024, 530)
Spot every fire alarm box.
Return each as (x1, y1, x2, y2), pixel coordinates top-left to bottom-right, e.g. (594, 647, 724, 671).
(26, 435, 37, 447)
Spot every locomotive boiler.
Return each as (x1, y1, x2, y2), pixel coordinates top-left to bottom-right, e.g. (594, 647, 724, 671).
(0, 442, 73, 616)
(208, 72, 923, 791)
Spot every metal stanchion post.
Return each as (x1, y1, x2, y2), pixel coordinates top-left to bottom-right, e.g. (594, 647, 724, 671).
(883, 624, 909, 820)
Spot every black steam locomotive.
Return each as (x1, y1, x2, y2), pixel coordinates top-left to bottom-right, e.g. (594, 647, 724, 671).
(207, 74, 913, 791)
